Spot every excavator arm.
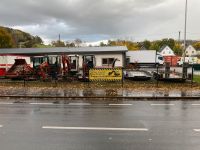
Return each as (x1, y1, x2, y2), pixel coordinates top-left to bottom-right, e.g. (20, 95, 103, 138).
(62, 55, 71, 75)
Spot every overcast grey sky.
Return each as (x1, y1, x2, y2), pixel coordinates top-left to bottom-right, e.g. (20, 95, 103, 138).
(0, 0, 199, 43)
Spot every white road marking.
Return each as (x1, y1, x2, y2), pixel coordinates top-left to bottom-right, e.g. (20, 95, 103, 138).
(30, 103, 53, 105)
(109, 104, 133, 106)
(68, 103, 91, 106)
(194, 129, 200, 132)
(191, 104, 200, 106)
(0, 125, 3, 127)
(42, 126, 148, 131)
(151, 104, 175, 106)
(0, 103, 13, 105)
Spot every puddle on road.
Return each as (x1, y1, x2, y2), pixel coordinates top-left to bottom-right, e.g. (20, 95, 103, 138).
(0, 87, 199, 97)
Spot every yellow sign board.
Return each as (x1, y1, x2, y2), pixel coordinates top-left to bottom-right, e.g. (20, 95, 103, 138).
(89, 68, 123, 81)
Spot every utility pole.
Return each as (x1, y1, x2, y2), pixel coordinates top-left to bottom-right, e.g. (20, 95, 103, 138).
(183, 0, 188, 63)
(182, 0, 188, 79)
(178, 31, 181, 43)
(59, 34, 61, 46)
(178, 31, 181, 56)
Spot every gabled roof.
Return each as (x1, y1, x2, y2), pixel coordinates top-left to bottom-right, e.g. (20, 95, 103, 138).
(0, 46, 128, 56)
(159, 45, 172, 52)
(186, 45, 196, 51)
(159, 45, 167, 52)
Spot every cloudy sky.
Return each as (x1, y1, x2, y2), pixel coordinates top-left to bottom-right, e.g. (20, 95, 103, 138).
(0, 0, 199, 43)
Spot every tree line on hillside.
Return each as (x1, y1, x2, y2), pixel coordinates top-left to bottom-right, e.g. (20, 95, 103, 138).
(104, 39, 200, 56)
(106, 39, 182, 53)
(0, 26, 43, 48)
(51, 38, 200, 54)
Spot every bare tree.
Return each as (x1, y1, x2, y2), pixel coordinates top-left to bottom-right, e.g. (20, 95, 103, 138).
(74, 38, 82, 47)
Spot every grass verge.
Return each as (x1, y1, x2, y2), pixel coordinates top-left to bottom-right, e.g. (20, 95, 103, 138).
(194, 75, 200, 83)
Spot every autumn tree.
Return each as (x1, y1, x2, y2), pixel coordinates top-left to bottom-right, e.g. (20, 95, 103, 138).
(66, 41, 75, 47)
(100, 42, 107, 47)
(0, 28, 14, 48)
(193, 41, 200, 50)
(140, 40, 151, 50)
(161, 38, 175, 49)
(74, 38, 82, 47)
(149, 38, 176, 51)
(51, 40, 65, 47)
(34, 36, 43, 44)
(149, 40, 162, 51)
(173, 42, 183, 56)
(107, 40, 139, 50)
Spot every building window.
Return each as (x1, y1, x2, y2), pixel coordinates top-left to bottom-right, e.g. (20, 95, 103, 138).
(102, 58, 114, 66)
(192, 51, 194, 54)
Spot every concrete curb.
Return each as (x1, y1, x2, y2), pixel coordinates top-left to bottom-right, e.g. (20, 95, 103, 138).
(0, 95, 200, 100)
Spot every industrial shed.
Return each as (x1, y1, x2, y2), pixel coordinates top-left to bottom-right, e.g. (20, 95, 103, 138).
(0, 46, 128, 69)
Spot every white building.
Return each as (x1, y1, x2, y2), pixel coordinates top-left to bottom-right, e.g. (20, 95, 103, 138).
(0, 46, 128, 69)
(185, 45, 197, 56)
(71, 47, 127, 68)
(159, 45, 175, 56)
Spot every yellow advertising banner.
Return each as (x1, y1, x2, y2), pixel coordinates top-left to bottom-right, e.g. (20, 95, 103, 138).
(89, 68, 123, 81)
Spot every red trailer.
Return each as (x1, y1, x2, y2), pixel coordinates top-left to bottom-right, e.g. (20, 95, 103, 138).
(5, 59, 33, 79)
(164, 56, 180, 67)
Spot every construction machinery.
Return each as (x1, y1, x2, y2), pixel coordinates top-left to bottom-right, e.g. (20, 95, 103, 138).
(32, 55, 80, 80)
(82, 55, 95, 79)
(32, 56, 51, 80)
(32, 55, 67, 80)
(5, 59, 33, 80)
(62, 55, 79, 80)
(5, 54, 120, 81)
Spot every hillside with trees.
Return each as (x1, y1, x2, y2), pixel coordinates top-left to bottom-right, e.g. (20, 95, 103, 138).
(0, 26, 43, 48)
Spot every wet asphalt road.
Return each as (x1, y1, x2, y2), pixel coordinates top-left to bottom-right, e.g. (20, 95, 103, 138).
(0, 100, 200, 150)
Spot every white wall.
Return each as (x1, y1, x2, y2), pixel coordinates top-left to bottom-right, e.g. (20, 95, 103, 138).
(95, 54, 123, 67)
(78, 53, 124, 68)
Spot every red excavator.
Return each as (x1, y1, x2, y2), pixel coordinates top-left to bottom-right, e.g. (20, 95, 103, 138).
(32, 55, 62, 80)
(33, 55, 79, 80)
(82, 55, 95, 80)
(62, 55, 79, 80)
(5, 55, 80, 80)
